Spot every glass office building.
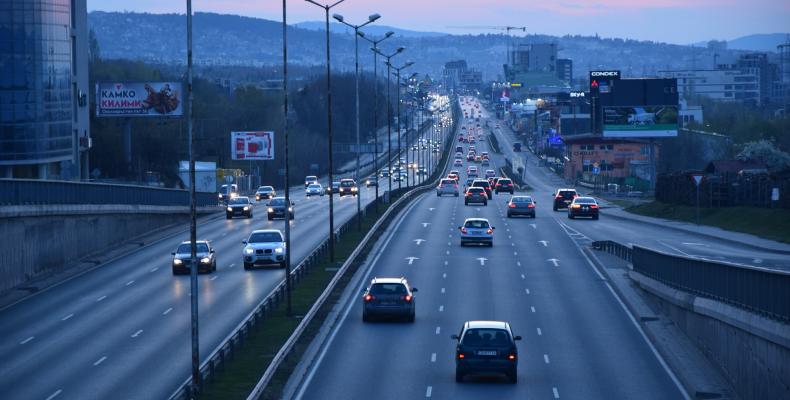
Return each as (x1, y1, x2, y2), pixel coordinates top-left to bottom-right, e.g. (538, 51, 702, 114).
(0, 0, 88, 179)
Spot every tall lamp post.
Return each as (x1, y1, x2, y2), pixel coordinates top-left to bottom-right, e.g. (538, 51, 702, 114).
(373, 47, 405, 199)
(388, 61, 414, 191)
(305, 0, 345, 261)
(333, 12, 380, 232)
(358, 31, 394, 213)
(281, 0, 293, 316)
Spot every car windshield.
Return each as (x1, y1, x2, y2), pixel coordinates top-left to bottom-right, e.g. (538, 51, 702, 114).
(340, 181, 355, 187)
(370, 283, 407, 294)
(464, 220, 490, 228)
(462, 329, 510, 346)
(308, 184, 321, 189)
(575, 198, 597, 204)
(257, 186, 272, 192)
(248, 232, 283, 243)
(306, 176, 317, 181)
(270, 198, 286, 206)
(229, 197, 248, 205)
(176, 243, 209, 253)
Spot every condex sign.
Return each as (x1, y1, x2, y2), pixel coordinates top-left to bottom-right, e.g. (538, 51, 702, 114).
(96, 82, 184, 117)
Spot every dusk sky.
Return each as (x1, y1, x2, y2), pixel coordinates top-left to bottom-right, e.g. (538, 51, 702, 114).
(88, 0, 789, 44)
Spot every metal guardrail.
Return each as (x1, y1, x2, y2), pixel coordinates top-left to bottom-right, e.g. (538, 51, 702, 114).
(0, 179, 217, 207)
(631, 245, 790, 323)
(591, 240, 633, 263)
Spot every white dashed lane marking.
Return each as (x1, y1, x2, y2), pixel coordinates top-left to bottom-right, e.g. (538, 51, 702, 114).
(93, 356, 107, 366)
(61, 313, 74, 321)
(20, 336, 34, 345)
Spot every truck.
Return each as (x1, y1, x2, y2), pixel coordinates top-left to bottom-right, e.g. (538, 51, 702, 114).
(512, 142, 522, 152)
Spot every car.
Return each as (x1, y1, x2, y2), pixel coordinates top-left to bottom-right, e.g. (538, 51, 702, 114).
(469, 138, 476, 144)
(447, 173, 460, 182)
(242, 229, 287, 269)
(552, 188, 578, 210)
(466, 165, 478, 175)
(326, 181, 340, 194)
(463, 178, 475, 192)
(437, 178, 459, 197)
(464, 187, 488, 206)
(366, 176, 378, 187)
(338, 179, 359, 197)
(475, 156, 483, 163)
(469, 145, 476, 152)
(393, 174, 405, 182)
(506, 196, 535, 218)
(417, 167, 428, 177)
(361, 277, 418, 322)
(481, 159, 490, 167)
(379, 170, 390, 178)
(171, 240, 216, 274)
(254, 186, 276, 201)
(495, 178, 514, 194)
(218, 183, 239, 204)
(455, 146, 464, 153)
(455, 152, 464, 159)
(304, 175, 318, 188)
(267, 197, 294, 220)
(449, 170, 461, 178)
(568, 196, 599, 219)
(305, 183, 324, 197)
(451, 320, 521, 383)
(471, 179, 493, 198)
(458, 218, 494, 246)
(481, 151, 489, 158)
(466, 153, 475, 162)
(226, 196, 253, 219)
(485, 169, 496, 178)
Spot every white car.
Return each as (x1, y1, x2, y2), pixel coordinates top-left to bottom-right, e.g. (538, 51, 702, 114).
(243, 230, 287, 269)
(306, 183, 324, 197)
(454, 159, 464, 167)
(436, 178, 459, 197)
(458, 218, 495, 247)
(485, 169, 496, 178)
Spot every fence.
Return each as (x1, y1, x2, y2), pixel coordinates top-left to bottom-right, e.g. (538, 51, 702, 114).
(655, 171, 790, 209)
(0, 179, 218, 207)
(591, 240, 633, 263)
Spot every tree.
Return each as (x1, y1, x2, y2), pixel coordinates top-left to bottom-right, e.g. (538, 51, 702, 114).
(737, 140, 790, 172)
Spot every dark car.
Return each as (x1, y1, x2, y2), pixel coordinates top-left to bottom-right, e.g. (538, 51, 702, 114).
(366, 176, 378, 187)
(552, 188, 578, 211)
(495, 178, 514, 194)
(464, 187, 488, 206)
(362, 277, 418, 322)
(255, 186, 276, 201)
(451, 320, 522, 383)
(568, 196, 599, 220)
(171, 241, 216, 274)
(226, 196, 253, 219)
(267, 197, 294, 220)
(506, 196, 536, 218)
(338, 179, 358, 197)
(471, 179, 493, 198)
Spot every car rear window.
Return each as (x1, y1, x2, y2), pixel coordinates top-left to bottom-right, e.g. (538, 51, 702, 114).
(499, 179, 512, 184)
(512, 196, 532, 203)
(559, 190, 576, 197)
(370, 283, 407, 294)
(472, 181, 490, 188)
(177, 243, 209, 253)
(441, 179, 455, 185)
(575, 198, 596, 204)
(248, 232, 283, 243)
(468, 187, 485, 193)
(462, 329, 510, 346)
(464, 220, 490, 228)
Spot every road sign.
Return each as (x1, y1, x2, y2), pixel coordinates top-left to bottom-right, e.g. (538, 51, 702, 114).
(592, 167, 601, 175)
(691, 174, 703, 186)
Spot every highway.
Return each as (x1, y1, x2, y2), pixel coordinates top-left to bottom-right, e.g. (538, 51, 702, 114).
(295, 97, 688, 399)
(0, 119, 443, 400)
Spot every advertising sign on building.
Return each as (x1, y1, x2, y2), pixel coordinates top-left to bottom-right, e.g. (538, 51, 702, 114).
(602, 106, 679, 137)
(231, 131, 275, 160)
(96, 82, 183, 117)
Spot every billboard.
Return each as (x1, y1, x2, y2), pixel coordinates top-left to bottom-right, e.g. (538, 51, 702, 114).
(603, 106, 678, 137)
(231, 131, 275, 160)
(96, 82, 183, 117)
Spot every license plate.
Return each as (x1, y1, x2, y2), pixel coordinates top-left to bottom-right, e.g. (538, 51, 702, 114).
(564, 200, 571, 204)
(477, 350, 497, 356)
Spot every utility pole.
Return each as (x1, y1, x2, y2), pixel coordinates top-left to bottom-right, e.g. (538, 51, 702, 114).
(282, 0, 292, 316)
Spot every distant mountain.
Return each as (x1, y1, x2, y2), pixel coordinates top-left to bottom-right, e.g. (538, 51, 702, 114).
(294, 21, 448, 38)
(728, 33, 789, 52)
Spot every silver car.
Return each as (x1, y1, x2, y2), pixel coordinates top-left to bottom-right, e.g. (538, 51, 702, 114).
(436, 178, 459, 197)
(306, 183, 324, 197)
(458, 218, 495, 247)
(242, 229, 287, 269)
(464, 187, 488, 206)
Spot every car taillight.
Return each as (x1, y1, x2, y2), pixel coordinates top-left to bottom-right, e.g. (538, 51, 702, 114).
(572, 204, 581, 209)
(403, 295, 412, 302)
(573, 194, 578, 199)
(555, 195, 562, 200)
(590, 204, 599, 209)
(458, 353, 465, 359)
(508, 203, 516, 208)
(460, 227, 468, 234)
(496, 183, 501, 187)
(528, 204, 535, 208)
(486, 228, 493, 234)
(508, 354, 516, 361)
(364, 294, 374, 302)
(465, 192, 472, 197)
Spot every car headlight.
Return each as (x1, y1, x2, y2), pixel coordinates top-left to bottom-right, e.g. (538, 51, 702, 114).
(230, 193, 238, 199)
(288, 207, 293, 212)
(227, 207, 233, 212)
(173, 259, 183, 265)
(268, 207, 274, 213)
(351, 187, 357, 192)
(243, 206, 249, 211)
(274, 247, 284, 254)
(200, 257, 211, 264)
(244, 247, 254, 255)
(218, 194, 223, 199)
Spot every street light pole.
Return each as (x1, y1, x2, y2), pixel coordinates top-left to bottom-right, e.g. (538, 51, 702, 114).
(185, 0, 199, 394)
(374, 47, 404, 199)
(282, 0, 292, 316)
(359, 31, 394, 213)
(389, 61, 414, 192)
(306, 0, 345, 262)
(333, 13, 380, 232)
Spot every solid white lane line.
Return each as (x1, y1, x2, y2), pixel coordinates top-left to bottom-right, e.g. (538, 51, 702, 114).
(131, 329, 143, 338)
(96, 295, 107, 302)
(20, 336, 34, 344)
(531, 306, 536, 313)
(441, 288, 445, 294)
(163, 307, 173, 315)
(93, 356, 107, 366)
(150, 267, 158, 273)
(125, 280, 135, 286)
(210, 276, 218, 281)
(45, 389, 62, 400)
(61, 313, 74, 321)
(537, 328, 542, 336)
(439, 305, 444, 312)
(426, 386, 433, 397)
(435, 327, 441, 335)
(544, 354, 550, 364)
(431, 353, 436, 362)
(553, 387, 560, 398)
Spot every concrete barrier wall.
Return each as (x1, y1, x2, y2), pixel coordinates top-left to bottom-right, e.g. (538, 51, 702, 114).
(631, 271, 790, 400)
(0, 205, 218, 294)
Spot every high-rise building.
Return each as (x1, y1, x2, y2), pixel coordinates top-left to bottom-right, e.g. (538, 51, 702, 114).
(557, 58, 573, 85)
(660, 69, 760, 105)
(0, 0, 90, 179)
(442, 60, 468, 93)
(508, 43, 557, 74)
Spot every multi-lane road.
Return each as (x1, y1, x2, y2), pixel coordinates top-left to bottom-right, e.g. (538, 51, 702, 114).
(0, 116, 444, 400)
